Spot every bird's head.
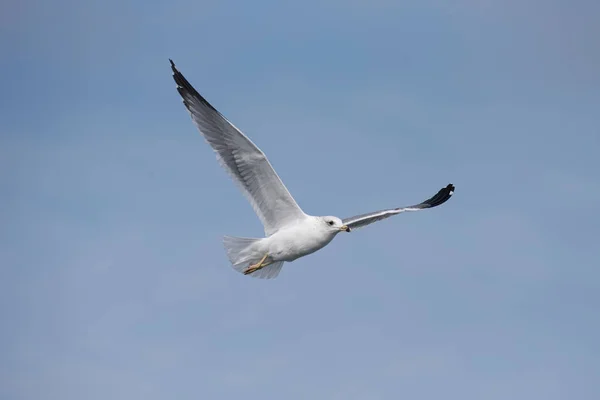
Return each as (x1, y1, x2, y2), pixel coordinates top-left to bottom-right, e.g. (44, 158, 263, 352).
(322, 216, 350, 233)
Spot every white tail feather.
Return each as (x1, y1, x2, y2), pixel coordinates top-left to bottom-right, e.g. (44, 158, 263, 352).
(223, 236, 259, 265)
(222, 236, 285, 279)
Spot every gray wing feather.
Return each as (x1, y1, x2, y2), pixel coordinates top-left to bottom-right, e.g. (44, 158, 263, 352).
(343, 184, 455, 230)
(170, 60, 306, 236)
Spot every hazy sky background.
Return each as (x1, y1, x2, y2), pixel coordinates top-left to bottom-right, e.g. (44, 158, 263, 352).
(2, 1, 599, 399)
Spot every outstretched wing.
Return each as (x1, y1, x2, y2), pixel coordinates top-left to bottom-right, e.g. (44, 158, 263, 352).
(343, 184, 455, 230)
(170, 60, 306, 236)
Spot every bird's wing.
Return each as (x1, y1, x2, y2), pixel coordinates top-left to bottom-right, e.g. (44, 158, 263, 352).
(342, 184, 455, 230)
(170, 60, 306, 236)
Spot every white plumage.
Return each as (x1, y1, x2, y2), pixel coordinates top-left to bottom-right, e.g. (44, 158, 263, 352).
(170, 60, 455, 279)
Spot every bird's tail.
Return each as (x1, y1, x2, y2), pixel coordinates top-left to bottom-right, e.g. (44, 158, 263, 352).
(222, 236, 284, 279)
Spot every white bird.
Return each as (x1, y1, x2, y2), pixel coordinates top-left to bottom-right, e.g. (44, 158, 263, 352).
(170, 60, 455, 279)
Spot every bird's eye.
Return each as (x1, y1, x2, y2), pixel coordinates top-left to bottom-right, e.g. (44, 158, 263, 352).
(328, 221, 334, 226)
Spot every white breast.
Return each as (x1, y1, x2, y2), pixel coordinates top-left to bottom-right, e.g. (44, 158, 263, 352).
(266, 217, 336, 262)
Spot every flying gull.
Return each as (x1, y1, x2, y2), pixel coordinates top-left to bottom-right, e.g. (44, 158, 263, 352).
(170, 60, 455, 279)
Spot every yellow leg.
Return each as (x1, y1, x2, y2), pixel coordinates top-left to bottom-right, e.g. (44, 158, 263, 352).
(244, 253, 269, 275)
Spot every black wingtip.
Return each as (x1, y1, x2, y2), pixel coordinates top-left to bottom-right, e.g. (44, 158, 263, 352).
(422, 183, 455, 208)
(168, 60, 224, 115)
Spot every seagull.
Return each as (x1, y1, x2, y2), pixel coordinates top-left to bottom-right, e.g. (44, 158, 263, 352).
(170, 60, 455, 279)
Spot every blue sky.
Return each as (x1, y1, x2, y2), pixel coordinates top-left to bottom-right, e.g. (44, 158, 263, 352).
(1, 0, 599, 399)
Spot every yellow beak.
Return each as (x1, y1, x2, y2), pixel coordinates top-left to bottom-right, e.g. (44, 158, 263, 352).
(340, 225, 350, 232)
